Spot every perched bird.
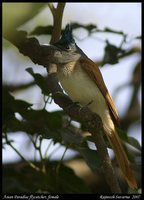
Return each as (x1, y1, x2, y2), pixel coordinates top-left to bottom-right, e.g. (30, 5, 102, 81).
(49, 24, 137, 189)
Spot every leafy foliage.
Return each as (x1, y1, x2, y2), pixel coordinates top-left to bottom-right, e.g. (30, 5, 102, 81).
(102, 41, 125, 65)
(26, 68, 51, 96)
(3, 161, 91, 194)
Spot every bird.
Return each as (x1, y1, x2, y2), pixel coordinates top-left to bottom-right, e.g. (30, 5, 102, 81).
(49, 24, 137, 189)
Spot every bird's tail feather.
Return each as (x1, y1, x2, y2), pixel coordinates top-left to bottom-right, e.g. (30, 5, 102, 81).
(105, 128, 137, 189)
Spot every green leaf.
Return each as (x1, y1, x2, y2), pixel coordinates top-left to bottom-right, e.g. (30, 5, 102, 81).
(102, 41, 125, 65)
(26, 68, 50, 95)
(14, 99, 32, 114)
(135, 36, 141, 40)
(56, 163, 91, 193)
(2, 89, 15, 124)
(23, 110, 64, 136)
(43, 129, 62, 144)
(2, 88, 32, 125)
(78, 146, 101, 171)
(71, 22, 97, 33)
(60, 128, 83, 145)
(23, 109, 63, 128)
(117, 128, 141, 151)
(127, 136, 141, 151)
(30, 25, 53, 36)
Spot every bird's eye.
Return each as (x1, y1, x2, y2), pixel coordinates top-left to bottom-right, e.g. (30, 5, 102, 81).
(65, 45, 71, 50)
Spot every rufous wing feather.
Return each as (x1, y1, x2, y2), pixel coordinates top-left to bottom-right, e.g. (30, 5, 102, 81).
(80, 57, 120, 126)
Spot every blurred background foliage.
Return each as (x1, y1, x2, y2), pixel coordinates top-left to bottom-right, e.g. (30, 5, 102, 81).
(2, 3, 141, 194)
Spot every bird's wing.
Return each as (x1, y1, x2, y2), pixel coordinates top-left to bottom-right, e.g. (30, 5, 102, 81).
(80, 57, 120, 126)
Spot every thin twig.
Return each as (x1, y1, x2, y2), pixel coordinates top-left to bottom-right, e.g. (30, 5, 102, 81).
(4, 132, 40, 172)
(44, 139, 53, 160)
(48, 3, 56, 16)
(56, 146, 68, 174)
(39, 136, 46, 173)
(48, 143, 61, 160)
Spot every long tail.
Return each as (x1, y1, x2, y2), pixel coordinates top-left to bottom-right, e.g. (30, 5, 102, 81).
(105, 127, 137, 189)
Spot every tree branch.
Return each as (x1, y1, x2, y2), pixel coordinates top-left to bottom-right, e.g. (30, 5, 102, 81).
(3, 30, 122, 193)
(48, 3, 66, 44)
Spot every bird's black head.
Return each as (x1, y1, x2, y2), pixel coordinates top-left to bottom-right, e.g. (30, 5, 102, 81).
(54, 24, 76, 51)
